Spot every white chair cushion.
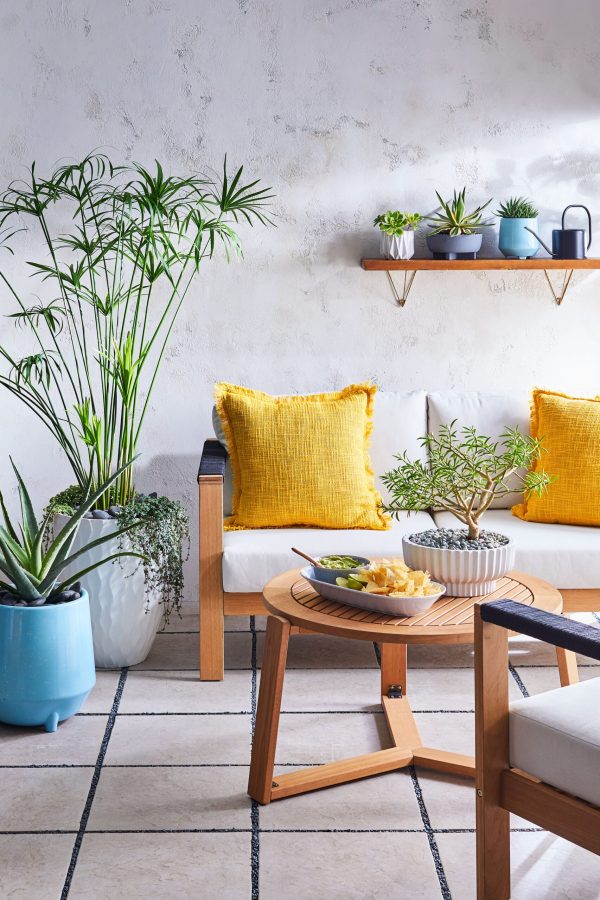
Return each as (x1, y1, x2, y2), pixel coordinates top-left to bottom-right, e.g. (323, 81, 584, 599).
(222, 511, 435, 593)
(433, 509, 600, 589)
(510, 677, 600, 808)
(428, 391, 530, 508)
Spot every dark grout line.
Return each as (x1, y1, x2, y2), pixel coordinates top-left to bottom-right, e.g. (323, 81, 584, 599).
(508, 663, 530, 698)
(60, 667, 128, 900)
(74, 708, 475, 718)
(409, 766, 452, 900)
(249, 615, 260, 900)
(0, 826, 545, 836)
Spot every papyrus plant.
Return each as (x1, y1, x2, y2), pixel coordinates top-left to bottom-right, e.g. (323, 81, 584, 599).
(0, 153, 273, 507)
(382, 423, 554, 540)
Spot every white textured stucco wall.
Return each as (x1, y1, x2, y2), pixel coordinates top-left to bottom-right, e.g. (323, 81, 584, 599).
(0, 0, 599, 601)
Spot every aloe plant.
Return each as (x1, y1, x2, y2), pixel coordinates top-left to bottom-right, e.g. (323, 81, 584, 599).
(0, 458, 144, 605)
(427, 188, 493, 236)
(496, 196, 538, 219)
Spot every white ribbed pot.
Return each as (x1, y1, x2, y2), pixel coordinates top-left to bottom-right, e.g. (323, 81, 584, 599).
(55, 515, 162, 668)
(380, 230, 415, 260)
(402, 533, 516, 597)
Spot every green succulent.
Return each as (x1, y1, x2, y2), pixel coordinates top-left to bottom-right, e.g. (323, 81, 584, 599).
(373, 210, 423, 236)
(0, 458, 144, 605)
(426, 188, 493, 236)
(496, 196, 538, 219)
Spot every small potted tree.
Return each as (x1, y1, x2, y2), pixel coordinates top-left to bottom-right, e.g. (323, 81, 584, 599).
(374, 210, 423, 260)
(382, 424, 554, 596)
(426, 188, 492, 259)
(496, 195, 539, 259)
(0, 459, 143, 732)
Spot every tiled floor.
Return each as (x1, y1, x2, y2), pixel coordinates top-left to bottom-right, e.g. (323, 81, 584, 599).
(2, 607, 600, 899)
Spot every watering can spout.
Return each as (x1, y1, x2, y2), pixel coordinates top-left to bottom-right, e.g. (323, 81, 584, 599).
(524, 227, 553, 256)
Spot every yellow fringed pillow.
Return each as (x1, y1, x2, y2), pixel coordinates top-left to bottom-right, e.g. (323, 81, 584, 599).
(513, 389, 600, 526)
(214, 382, 390, 531)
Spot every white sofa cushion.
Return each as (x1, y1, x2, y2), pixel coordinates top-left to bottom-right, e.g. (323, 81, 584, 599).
(510, 677, 600, 808)
(222, 511, 435, 593)
(433, 509, 600, 588)
(428, 391, 530, 508)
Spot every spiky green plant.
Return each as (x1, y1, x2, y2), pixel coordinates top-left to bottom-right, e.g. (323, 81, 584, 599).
(0, 152, 274, 508)
(0, 458, 143, 604)
(382, 423, 554, 540)
(496, 196, 538, 219)
(427, 188, 493, 236)
(373, 210, 423, 235)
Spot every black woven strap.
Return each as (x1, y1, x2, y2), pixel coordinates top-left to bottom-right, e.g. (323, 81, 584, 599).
(198, 439, 228, 479)
(481, 599, 600, 662)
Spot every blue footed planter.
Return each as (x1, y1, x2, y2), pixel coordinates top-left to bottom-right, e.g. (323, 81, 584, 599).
(0, 590, 96, 732)
(498, 217, 539, 259)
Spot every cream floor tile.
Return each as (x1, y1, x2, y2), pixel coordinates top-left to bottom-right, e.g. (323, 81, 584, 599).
(257, 632, 378, 669)
(516, 664, 600, 696)
(406, 666, 522, 710)
(0, 834, 73, 899)
(119, 669, 252, 713)
(437, 830, 600, 900)
(259, 769, 422, 831)
(278, 667, 381, 712)
(88, 766, 250, 830)
(408, 642, 476, 667)
(162, 604, 199, 632)
(260, 831, 441, 899)
(0, 767, 91, 831)
(69, 833, 250, 900)
(415, 768, 530, 831)
(132, 631, 252, 670)
(273, 712, 391, 765)
(0, 716, 107, 765)
(225, 615, 267, 632)
(79, 671, 121, 714)
(105, 713, 252, 765)
(413, 711, 474, 757)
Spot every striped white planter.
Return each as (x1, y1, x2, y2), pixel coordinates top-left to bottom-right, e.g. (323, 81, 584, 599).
(402, 533, 516, 597)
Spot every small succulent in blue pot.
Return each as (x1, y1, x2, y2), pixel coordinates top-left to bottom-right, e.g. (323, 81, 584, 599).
(497, 196, 539, 259)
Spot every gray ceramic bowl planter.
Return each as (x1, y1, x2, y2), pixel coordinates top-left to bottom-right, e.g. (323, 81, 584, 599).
(426, 232, 482, 259)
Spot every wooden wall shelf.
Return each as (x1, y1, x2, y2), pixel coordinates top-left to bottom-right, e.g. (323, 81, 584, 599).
(361, 257, 600, 306)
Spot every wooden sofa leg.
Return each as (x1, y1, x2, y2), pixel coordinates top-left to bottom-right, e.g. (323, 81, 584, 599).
(556, 647, 579, 686)
(199, 475, 225, 680)
(475, 606, 511, 900)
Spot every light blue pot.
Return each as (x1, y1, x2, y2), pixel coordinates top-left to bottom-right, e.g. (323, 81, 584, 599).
(498, 217, 539, 259)
(0, 590, 96, 733)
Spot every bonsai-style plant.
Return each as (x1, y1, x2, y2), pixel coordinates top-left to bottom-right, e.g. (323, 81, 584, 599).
(426, 188, 492, 260)
(0, 152, 273, 661)
(374, 210, 422, 261)
(496, 196, 540, 260)
(382, 424, 554, 596)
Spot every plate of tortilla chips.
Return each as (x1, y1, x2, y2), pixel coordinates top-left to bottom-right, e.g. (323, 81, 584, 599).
(301, 558, 445, 617)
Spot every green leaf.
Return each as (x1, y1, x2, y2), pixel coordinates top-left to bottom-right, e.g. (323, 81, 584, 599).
(10, 458, 38, 551)
(0, 533, 40, 599)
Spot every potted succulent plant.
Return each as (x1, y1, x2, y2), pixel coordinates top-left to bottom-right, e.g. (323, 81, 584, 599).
(0, 459, 142, 732)
(373, 210, 423, 260)
(0, 152, 273, 667)
(382, 424, 554, 596)
(496, 196, 539, 259)
(426, 188, 493, 259)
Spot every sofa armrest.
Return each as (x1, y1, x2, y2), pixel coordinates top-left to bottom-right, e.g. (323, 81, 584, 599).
(480, 599, 600, 662)
(198, 439, 228, 480)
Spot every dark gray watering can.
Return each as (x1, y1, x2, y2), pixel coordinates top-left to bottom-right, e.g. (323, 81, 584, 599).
(525, 205, 592, 259)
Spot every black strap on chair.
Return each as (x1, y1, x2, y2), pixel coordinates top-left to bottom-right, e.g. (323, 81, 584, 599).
(198, 439, 228, 479)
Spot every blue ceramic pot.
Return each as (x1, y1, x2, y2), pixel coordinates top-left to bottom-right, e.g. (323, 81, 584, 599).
(498, 217, 539, 259)
(0, 590, 96, 732)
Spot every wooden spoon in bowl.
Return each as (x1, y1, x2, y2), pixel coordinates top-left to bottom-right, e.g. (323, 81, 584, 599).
(291, 547, 323, 568)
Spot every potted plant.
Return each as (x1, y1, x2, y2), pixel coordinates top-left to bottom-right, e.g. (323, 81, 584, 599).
(382, 424, 554, 596)
(0, 459, 142, 732)
(0, 153, 273, 667)
(373, 210, 423, 260)
(426, 188, 493, 259)
(496, 195, 539, 259)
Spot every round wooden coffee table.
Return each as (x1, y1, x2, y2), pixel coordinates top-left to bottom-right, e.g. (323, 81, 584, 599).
(248, 568, 569, 805)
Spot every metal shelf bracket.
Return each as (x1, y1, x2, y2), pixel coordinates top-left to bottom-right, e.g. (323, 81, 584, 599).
(543, 269, 574, 305)
(386, 269, 417, 306)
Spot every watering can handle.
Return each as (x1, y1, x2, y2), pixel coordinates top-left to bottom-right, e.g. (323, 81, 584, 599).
(562, 205, 592, 250)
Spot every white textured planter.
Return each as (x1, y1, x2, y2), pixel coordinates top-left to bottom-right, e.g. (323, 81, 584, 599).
(380, 230, 414, 260)
(55, 515, 162, 668)
(402, 533, 516, 597)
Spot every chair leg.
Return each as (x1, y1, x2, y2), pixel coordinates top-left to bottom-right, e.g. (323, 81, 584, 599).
(199, 582, 225, 681)
(248, 616, 290, 804)
(199, 476, 225, 680)
(556, 646, 579, 686)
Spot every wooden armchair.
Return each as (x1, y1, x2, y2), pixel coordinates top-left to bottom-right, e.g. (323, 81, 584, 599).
(475, 600, 600, 899)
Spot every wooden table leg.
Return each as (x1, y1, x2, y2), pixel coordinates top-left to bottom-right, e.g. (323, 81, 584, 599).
(556, 646, 579, 686)
(379, 643, 407, 696)
(248, 616, 290, 805)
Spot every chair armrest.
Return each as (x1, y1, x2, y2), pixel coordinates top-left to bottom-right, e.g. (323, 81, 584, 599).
(198, 439, 228, 480)
(481, 599, 600, 662)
